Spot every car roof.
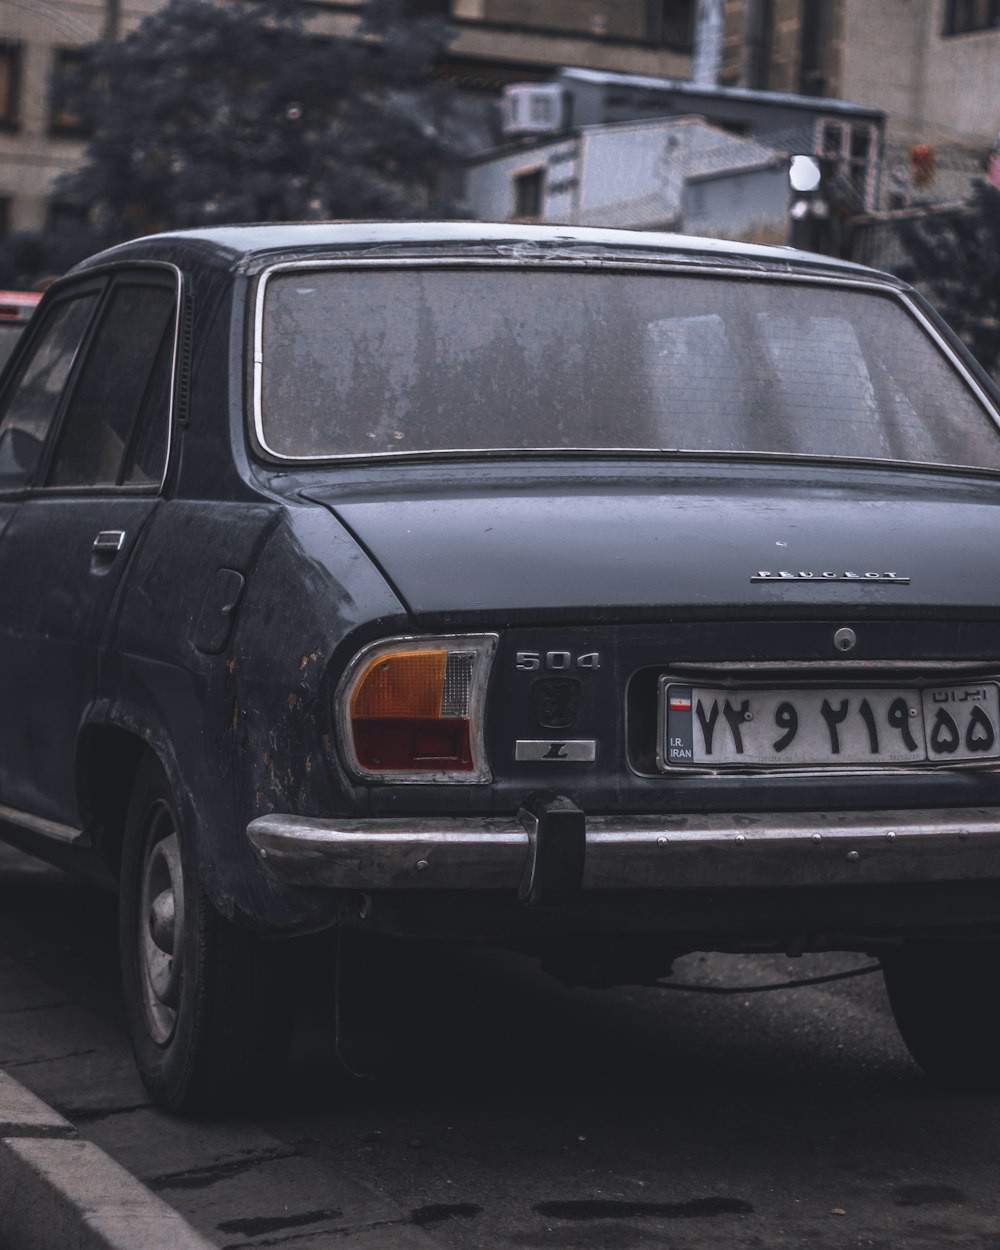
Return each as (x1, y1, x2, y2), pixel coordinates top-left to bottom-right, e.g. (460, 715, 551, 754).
(68, 220, 902, 286)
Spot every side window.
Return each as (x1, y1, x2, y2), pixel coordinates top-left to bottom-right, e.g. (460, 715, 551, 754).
(122, 321, 172, 485)
(47, 282, 176, 489)
(0, 294, 98, 491)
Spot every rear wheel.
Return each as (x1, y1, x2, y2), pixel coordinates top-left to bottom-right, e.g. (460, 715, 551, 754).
(119, 754, 294, 1113)
(882, 942, 1000, 1089)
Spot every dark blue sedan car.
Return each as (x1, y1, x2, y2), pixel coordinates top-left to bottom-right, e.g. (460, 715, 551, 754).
(2, 222, 1000, 1110)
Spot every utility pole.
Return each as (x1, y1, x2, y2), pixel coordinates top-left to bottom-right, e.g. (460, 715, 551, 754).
(104, 0, 121, 42)
(692, 0, 723, 86)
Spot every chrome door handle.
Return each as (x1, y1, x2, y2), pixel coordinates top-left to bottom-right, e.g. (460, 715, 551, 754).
(93, 530, 125, 553)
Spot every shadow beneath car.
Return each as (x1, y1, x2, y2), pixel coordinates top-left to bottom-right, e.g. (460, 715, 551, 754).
(282, 925, 917, 1109)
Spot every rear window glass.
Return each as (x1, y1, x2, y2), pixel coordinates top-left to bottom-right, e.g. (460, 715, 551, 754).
(258, 269, 1000, 469)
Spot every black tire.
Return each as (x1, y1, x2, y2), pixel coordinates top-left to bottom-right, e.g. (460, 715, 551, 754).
(119, 753, 294, 1113)
(882, 942, 1000, 1089)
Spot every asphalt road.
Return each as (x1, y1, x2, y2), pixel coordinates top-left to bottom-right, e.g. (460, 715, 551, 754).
(1, 840, 999, 1250)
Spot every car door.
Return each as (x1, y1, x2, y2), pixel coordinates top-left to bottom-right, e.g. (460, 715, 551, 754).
(0, 266, 178, 830)
(0, 283, 105, 822)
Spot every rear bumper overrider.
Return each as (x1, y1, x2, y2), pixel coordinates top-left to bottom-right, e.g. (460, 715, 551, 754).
(247, 800, 1000, 904)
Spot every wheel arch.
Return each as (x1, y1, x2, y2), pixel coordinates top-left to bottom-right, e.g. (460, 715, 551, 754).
(77, 716, 181, 879)
(76, 703, 341, 934)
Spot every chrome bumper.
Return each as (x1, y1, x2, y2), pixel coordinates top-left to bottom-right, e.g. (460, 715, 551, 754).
(247, 803, 1000, 897)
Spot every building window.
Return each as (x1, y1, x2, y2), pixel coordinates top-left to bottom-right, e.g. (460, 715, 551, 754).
(744, 0, 774, 89)
(944, 0, 1000, 34)
(513, 168, 545, 220)
(799, 0, 835, 96)
(46, 199, 89, 232)
(0, 43, 21, 129)
(50, 48, 89, 135)
(816, 119, 878, 211)
(645, 1, 695, 50)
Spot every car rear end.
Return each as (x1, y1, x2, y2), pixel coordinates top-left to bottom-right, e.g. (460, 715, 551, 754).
(244, 232, 1000, 1083)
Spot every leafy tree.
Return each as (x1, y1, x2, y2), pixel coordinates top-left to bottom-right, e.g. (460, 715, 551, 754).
(0, 0, 458, 282)
(0, 221, 98, 289)
(894, 181, 1000, 380)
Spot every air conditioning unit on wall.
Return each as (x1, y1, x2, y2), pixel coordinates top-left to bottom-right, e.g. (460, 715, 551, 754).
(501, 84, 566, 137)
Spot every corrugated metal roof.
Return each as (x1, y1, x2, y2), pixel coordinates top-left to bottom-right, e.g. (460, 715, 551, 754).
(577, 190, 679, 231)
(558, 66, 885, 121)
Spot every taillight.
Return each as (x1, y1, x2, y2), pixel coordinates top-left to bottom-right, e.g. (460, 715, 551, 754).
(337, 635, 497, 782)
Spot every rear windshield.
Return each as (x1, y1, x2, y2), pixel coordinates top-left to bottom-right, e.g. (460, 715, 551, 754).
(257, 268, 1000, 469)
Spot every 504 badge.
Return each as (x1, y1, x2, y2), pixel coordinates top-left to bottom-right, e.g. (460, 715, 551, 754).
(515, 650, 601, 673)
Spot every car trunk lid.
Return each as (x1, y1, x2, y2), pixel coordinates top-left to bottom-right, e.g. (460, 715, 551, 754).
(302, 460, 1000, 621)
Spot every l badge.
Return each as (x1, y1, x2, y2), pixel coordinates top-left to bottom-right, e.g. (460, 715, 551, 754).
(515, 740, 597, 762)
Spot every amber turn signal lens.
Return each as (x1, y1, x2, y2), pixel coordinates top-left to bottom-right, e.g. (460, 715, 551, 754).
(350, 650, 448, 721)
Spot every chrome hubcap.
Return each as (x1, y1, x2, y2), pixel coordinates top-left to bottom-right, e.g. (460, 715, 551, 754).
(138, 804, 184, 1046)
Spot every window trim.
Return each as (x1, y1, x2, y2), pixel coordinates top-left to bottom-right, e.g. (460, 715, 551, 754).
(25, 262, 182, 497)
(249, 257, 1000, 471)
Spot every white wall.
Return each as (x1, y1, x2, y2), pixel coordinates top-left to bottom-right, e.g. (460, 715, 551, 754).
(466, 118, 792, 243)
(682, 165, 789, 241)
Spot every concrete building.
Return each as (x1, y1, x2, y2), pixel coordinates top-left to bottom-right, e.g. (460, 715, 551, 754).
(0, 0, 698, 237)
(465, 65, 884, 243)
(466, 113, 792, 241)
(552, 64, 883, 209)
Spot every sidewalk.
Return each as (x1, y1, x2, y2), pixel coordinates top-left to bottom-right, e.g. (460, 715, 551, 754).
(0, 1070, 214, 1250)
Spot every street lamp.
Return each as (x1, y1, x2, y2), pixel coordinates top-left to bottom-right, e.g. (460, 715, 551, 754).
(788, 155, 830, 252)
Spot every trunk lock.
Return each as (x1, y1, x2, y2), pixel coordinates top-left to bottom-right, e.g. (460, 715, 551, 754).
(834, 627, 857, 652)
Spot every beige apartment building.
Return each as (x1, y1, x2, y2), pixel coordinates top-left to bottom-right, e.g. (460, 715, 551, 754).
(429, 1, 694, 86)
(720, 0, 1000, 148)
(0, 0, 695, 236)
(0, 0, 167, 234)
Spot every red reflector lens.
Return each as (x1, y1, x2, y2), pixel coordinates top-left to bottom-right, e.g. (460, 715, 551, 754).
(353, 718, 473, 771)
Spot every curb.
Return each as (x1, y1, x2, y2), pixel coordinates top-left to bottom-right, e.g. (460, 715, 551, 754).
(0, 1071, 214, 1250)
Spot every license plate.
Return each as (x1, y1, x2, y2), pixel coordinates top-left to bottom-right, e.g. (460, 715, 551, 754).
(660, 680, 1000, 769)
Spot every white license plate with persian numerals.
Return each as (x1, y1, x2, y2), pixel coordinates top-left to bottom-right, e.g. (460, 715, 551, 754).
(660, 680, 1000, 769)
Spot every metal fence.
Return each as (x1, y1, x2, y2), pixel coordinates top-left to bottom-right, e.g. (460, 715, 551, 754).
(879, 140, 989, 211)
(846, 201, 974, 274)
